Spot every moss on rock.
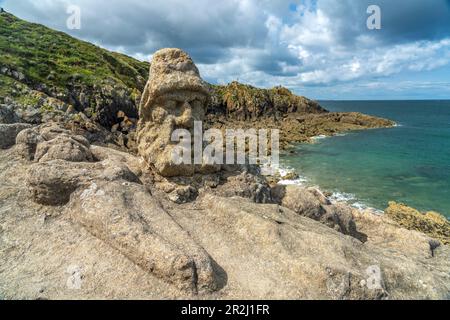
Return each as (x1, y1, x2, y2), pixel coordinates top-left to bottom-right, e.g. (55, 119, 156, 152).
(209, 81, 326, 120)
(0, 12, 148, 127)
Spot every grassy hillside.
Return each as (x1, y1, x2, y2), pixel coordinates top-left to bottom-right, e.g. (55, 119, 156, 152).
(0, 11, 149, 127)
(0, 12, 149, 90)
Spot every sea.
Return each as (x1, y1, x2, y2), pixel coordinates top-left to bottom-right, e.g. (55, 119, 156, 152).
(280, 100, 450, 217)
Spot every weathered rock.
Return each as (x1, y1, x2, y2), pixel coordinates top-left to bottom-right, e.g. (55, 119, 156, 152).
(213, 171, 272, 204)
(281, 171, 300, 181)
(272, 184, 363, 239)
(34, 135, 93, 163)
(137, 48, 219, 177)
(15, 127, 44, 160)
(16, 124, 94, 162)
(353, 208, 445, 260)
(1, 139, 449, 299)
(168, 185, 198, 204)
(22, 128, 219, 293)
(323, 203, 366, 242)
(90, 145, 144, 178)
(307, 187, 332, 206)
(27, 160, 89, 206)
(0, 104, 20, 124)
(273, 184, 325, 219)
(385, 202, 450, 245)
(0, 123, 32, 149)
(69, 181, 217, 293)
(167, 195, 449, 299)
(208, 82, 326, 121)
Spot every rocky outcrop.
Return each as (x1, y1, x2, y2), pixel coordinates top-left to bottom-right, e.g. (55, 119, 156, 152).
(271, 184, 366, 241)
(207, 111, 396, 150)
(16, 125, 94, 162)
(211, 171, 272, 204)
(385, 202, 450, 245)
(1, 123, 449, 299)
(169, 195, 450, 299)
(0, 40, 447, 300)
(208, 82, 327, 121)
(14, 123, 219, 293)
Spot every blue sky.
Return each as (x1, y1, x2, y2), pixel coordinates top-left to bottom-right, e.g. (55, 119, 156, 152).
(2, 0, 450, 100)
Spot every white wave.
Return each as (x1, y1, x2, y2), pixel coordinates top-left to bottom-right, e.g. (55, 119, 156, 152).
(330, 191, 383, 213)
(329, 191, 357, 203)
(278, 177, 307, 186)
(277, 167, 292, 177)
(276, 166, 308, 186)
(276, 167, 383, 214)
(311, 135, 328, 141)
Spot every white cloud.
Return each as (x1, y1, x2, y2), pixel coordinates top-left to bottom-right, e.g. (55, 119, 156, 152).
(3, 0, 450, 98)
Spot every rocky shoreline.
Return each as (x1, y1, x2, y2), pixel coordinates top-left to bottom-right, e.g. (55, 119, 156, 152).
(0, 123, 449, 299)
(272, 167, 450, 245)
(1, 48, 449, 300)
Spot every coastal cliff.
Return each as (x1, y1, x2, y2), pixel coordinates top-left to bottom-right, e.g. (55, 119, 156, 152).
(0, 13, 449, 300)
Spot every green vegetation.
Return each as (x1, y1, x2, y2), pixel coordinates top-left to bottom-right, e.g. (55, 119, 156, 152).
(211, 81, 326, 120)
(0, 11, 324, 126)
(0, 74, 15, 98)
(0, 11, 151, 126)
(0, 12, 149, 90)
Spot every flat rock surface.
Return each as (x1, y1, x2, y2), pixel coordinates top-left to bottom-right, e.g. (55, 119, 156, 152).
(1, 146, 449, 300)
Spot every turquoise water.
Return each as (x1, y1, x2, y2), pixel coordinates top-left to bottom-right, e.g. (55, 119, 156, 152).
(280, 101, 450, 217)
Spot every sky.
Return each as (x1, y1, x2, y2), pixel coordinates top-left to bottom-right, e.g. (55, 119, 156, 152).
(2, 0, 450, 100)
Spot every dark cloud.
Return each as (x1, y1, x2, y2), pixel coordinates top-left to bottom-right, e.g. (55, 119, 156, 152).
(3, 0, 450, 99)
(316, 0, 450, 47)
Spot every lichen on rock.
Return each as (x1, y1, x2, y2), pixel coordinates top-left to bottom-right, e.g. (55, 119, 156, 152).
(385, 202, 450, 245)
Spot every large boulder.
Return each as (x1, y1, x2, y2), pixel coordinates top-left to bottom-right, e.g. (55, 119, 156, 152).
(16, 124, 94, 162)
(34, 135, 93, 163)
(273, 184, 326, 219)
(272, 184, 363, 240)
(213, 171, 272, 204)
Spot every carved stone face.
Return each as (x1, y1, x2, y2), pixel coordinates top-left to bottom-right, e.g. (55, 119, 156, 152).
(150, 91, 207, 129)
(137, 48, 220, 177)
(137, 90, 208, 177)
